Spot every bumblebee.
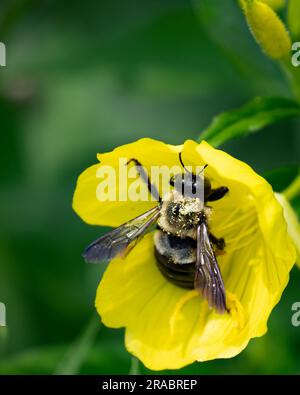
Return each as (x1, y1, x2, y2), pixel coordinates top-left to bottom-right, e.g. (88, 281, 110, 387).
(83, 153, 229, 313)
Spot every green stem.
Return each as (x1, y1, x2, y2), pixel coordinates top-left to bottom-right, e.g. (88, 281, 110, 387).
(54, 313, 100, 375)
(129, 357, 140, 375)
(0, 327, 7, 351)
(283, 173, 300, 201)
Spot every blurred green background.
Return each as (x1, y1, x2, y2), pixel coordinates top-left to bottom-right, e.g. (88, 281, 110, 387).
(0, 0, 300, 374)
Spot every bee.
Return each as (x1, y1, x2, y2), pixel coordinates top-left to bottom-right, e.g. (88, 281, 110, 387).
(83, 153, 229, 313)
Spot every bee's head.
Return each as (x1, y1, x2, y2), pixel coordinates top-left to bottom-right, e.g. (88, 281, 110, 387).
(169, 153, 211, 199)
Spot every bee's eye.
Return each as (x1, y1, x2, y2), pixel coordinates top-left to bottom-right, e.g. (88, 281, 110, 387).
(169, 176, 175, 186)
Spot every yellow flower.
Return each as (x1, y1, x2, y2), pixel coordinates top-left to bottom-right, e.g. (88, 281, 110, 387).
(73, 139, 296, 370)
(241, 0, 291, 59)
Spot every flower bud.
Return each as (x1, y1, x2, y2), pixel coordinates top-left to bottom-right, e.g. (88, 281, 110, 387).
(242, 0, 291, 59)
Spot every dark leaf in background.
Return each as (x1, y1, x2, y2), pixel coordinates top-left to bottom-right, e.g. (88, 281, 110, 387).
(264, 165, 300, 192)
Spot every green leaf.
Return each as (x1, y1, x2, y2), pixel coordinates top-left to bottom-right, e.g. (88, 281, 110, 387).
(200, 97, 300, 147)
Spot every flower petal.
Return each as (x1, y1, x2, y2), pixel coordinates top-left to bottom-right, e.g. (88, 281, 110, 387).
(96, 223, 295, 370)
(90, 139, 297, 370)
(192, 141, 296, 289)
(73, 138, 181, 227)
(275, 193, 300, 267)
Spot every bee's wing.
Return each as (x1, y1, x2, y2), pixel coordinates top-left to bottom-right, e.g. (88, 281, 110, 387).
(83, 205, 160, 264)
(195, 221, 227, 313)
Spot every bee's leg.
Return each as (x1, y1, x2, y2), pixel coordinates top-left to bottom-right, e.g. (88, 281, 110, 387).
(207, 186, 229, 202)
(126, 158, 162, 203)
(209, 232, 225, 251)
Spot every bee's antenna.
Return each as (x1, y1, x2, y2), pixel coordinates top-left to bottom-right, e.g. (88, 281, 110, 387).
(179, 152, 208, 175)
(179, 152, 192, 174)
(198, 164, 208, 174)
